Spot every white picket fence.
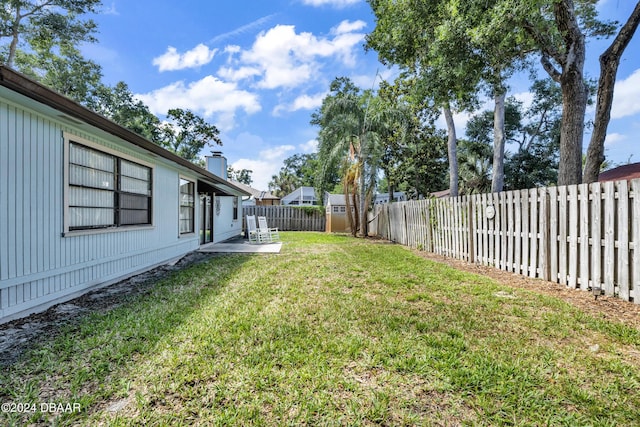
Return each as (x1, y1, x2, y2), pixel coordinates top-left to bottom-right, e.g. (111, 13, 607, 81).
(370, 179, 640, 303)
(244, 205, 326, 231)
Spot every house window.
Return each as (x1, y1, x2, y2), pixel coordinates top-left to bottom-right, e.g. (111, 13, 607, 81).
(233, 197, 239, 220)
(179, 179, 195, 234)
(68, 142, 151, 230)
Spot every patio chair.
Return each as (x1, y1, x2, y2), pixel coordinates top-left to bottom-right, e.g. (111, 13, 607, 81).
(257, 216, 280, 243)
(246, 215, 267, 244)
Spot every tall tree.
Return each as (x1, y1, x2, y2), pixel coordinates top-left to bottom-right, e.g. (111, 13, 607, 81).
(367, 0, 535, 194)
(86, 81, 162, 142)
(483, 0, 619, 185)
(268, 171, 299, 199)
(583, 2, 640, 183)
(228, 167, 253, 185)
(159, 109, 222, 164)
(269, 153, 329, 197)
(0, 0, 101, 67)
(366, 0, 490, 197)
(313, 77, 406, 236)
(464, 80, 563, 190)
(12, 43, 103, 104)
(457, 139, 492, 194)
(377, 77, 448, 200)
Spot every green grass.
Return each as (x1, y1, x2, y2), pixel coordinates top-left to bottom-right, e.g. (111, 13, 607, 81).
(2, 232, 640, 426)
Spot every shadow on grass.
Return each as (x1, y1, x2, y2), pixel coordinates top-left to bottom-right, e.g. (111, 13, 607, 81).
(0, 251, 254, 425)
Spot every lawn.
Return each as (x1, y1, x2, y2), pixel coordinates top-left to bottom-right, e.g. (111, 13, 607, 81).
(2, 232, 640, 426)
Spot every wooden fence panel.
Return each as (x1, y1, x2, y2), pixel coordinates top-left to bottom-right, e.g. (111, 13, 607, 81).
(603, 181, 616, 296)
(568, 185, 579, 288)
(539, 188, 550, 281)
(244, 206, 325, 231)
(558, 186, 568, 285)
(514, 191, 523, 276)
(578, 184, 590, 290)
(632, 179, 640, 303)
(618, 180, 630, 301)
(367, 177, 639, 304)
(591, 183, 603, 290)
(549, 188, 558, 282)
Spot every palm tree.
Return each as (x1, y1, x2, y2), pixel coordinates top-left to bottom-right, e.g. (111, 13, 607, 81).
(315, 79, 407, 236)
(457, 139, 492, 195)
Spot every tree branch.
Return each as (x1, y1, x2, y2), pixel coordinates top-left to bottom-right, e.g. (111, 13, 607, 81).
(583, 1, 640, 183)
(541, 55, 562, 82)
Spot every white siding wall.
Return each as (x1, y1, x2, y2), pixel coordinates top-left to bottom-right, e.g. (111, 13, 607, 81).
(213, 196, 242, 243)
(0, 97, 200, 323)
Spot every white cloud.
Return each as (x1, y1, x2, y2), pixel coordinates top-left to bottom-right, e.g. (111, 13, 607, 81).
(611, 69, 640, 119)
(331, 19, 367, 35)
(222, 21, 366, 90)
(512, 91, 534, 111)
(263, 145, 297, 161)
(102, 2, 119, 15)
(299, 139, 318, 153)
(231, 144, 297, 190)
(291, 92, 326, 110)
(351, 68, 397, 91)
(274, 91, 327, 115)
(218, 65, 262, 82)
(136, 75, 261, 131)
(152, 44, 217, 72)
(604, 132, 627, 146)
(301, 0, 361, 8)
(224, 45, 241, 55)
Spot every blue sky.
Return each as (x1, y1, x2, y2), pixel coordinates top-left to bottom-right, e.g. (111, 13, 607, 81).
(84, 0, 640, 191)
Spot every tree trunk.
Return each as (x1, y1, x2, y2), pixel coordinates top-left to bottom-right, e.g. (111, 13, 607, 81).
(443, 105, 458, 197)
(358, 158, 367, 237)
(7, 6, 22, 67)
(492, 91, 506, 193)
(557, 71, 587, 186)
(584, 2, 640, 183)
(552, 0, 587, 186)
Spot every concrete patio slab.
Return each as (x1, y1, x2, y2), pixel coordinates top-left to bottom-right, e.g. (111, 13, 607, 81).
(198, 239, 282, 254)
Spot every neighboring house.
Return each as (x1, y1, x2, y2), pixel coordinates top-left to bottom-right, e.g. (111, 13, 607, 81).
(374, 191, 407, 205)
(229, 180, 280, 206)
(0, 66, 249, 324)
(281, 186, 318, 206)
(598, 162, 640, 182)
(324, 193, 353, 233)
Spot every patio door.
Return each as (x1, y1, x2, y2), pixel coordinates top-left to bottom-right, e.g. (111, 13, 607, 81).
(199, 192, 214, 244)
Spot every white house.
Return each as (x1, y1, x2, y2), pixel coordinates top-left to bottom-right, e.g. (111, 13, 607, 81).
(228, 180, 280, 207)
(0, 66, 249, 324)
(281, 186, 318, 206)
(374, 191, 407, 205)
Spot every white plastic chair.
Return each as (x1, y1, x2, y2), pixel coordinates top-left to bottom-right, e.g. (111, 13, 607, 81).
(257, 216, 280, 243)
(246, 215, 267, 244)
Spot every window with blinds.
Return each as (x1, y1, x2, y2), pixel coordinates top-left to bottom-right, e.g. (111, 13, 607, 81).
(68, 142, 152, 230)
(233, 197, 239, 220)
(179, 179, 195, 234)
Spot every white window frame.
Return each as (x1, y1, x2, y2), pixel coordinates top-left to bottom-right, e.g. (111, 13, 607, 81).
(179, 177, 196, 235)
